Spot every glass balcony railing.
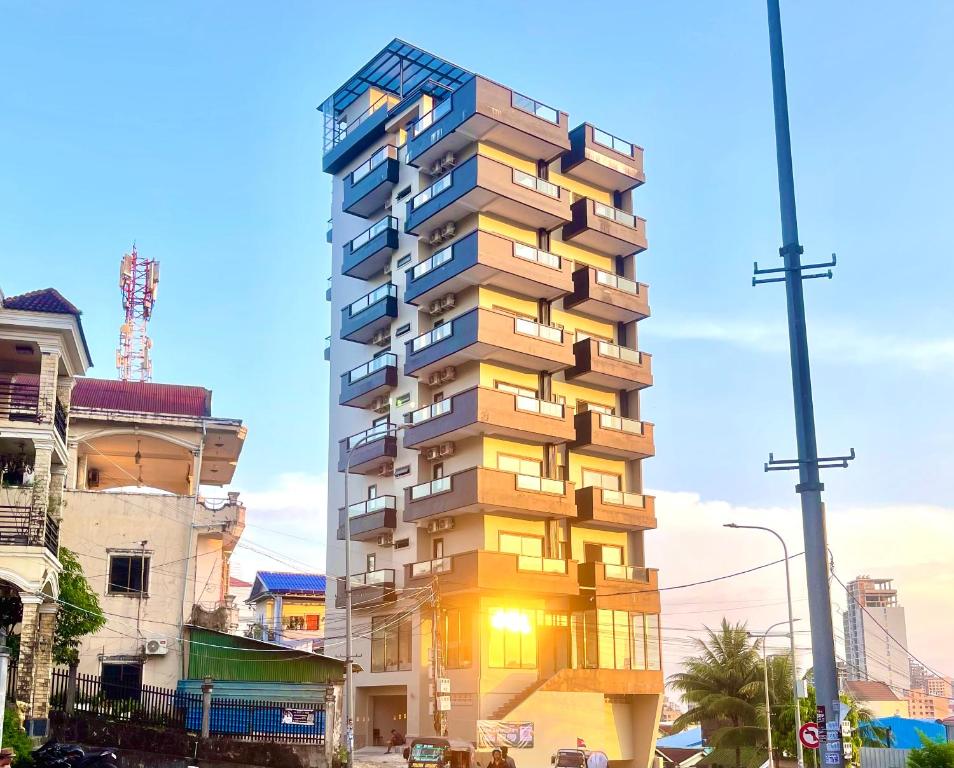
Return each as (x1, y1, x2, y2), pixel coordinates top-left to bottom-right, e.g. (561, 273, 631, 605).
(411, 174, 453, 209)
(410, 322, 453, 352)
(347, 495, 396, 518)
(410, 556, 453, 578)
(348, 216, 398, 253)
(327, 93, 401, 151)
(516, 555, 568, 574)
(347, 284, 397, 317)
(596, 340, 642, 366)
(408, 398, 452, 425)
(346, 353, 397, 384)
(592, 128, 634, 157)
(594, 269, 641, 295)
(603, 563, 650, 582)
(594, 202, 637, 228)
(411, 244, 454, 280)
(351, 145, 398, 184)
(601, 489, 647, 509)
(349, 568, 394, 587)
(515, 474, 565, 495)
(598, 413, 645, 435)
(513, 242, 561, 269)
(412, 98, 453, 137)
(512, 91, 559, 124)
(410, 476, 452, 501)
(346, 422, 394, 450)
(512, 169, 559, 198)
(514, 395, 564, 419)
(514, 317, 563, 344)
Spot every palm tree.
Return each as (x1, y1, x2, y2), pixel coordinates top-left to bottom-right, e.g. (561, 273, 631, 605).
(668, 620, 766, 768)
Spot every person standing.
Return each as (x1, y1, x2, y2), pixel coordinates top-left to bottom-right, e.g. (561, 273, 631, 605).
(501, 746, 517, 768)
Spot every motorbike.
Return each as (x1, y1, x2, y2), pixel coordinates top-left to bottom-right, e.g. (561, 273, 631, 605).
(32, 740, 119, 768)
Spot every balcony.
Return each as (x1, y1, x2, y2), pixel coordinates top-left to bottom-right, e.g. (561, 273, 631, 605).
(0, 380, 41, 425)
(334, 568, 396, 610)
(404, 229, 573, 306)
(339, 353, 398, 409)
(339, 284, 398, 343)
(404, 550, 578, 597)
(323, 92, 401, 174)
(577, 562, 660, 613)
(404, 466, 576, 523)
(561, 124, 645, 191)
(336, 495, 398, 541)
(571, 411, 655, 460)
(342, 217, 400, 279)
(337, 424, 398, 474)
(567, 339, 653, 391)
(404, 154, 571, 236)
(562, 198, 647, 257)
(404, 386, 575, 448)
(404, 307, 574, 379)
(343, 145, 401, 218)
(406, 76, 570, 169)
(0, 503, 58, 556)
(575, 486, 656, 531)
(564, 267, 650, 323)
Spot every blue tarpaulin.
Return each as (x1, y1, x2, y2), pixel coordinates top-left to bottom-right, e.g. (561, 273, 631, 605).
(860, 717, 945, 749)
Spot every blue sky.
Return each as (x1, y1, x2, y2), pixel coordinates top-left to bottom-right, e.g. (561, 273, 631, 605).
(2, 2, 952, 671)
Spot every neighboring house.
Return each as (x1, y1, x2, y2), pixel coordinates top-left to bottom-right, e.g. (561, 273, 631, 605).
(229, 575, 254, 636)
(845, 680, 910, 718)
(247, 571, 326, 652)
(0, 286, 92, 736)
(655, 747, 707, 768)
(59, 376, 247, 690)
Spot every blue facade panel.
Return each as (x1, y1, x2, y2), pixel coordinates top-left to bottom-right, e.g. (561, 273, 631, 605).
(404, 230, 479, 304)
(404, 154, 478, 234)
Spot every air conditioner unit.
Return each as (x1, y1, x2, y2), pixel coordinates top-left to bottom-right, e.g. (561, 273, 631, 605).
(440, 293, 456, 310)
(440, 152, 457, 170)
(428, 230, 444, 246)
(370, 396, 390, 414)
(87, 468, 101, 488)
(438, 442, 455, 457)
(441, 222, 456, 239)
(376, 534, 394, 547)
(427, 518, 455, 534)
(428, 371, 443, 386)
(429, 160, 444, 176)
(424, 447, 441, 461)
(440, 367, 456, 383)
(377, 462, 394, 477)
(428, 299, 444, 316)
(372, 330, 390, 347)
(144, 638, 168, 656)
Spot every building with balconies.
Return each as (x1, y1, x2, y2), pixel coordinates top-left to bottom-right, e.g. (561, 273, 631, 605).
(246, 571, 326, 653)
(322, 40, 661, 765)
(0, 286, 91, 736)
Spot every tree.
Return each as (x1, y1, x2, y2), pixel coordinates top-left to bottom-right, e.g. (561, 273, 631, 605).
(668, 620, 765, 768)
(908, 735, 954, 768)
(54, 547, 106, 667)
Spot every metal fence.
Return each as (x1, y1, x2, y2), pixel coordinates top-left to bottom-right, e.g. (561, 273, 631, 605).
(49, 670, 326, 744)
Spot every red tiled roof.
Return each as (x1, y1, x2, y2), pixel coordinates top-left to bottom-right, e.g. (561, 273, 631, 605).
(3, 288, 81, 315)
(845, 680, 900, 701)
(229, 577, 253, 588)
(73, 378, 212, 417)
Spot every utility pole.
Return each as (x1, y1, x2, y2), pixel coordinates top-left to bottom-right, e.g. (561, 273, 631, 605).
(755, 3, 854, 767)
(431, 575, 447, 737)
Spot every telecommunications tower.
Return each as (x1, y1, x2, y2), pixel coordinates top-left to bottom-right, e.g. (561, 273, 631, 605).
(116, 244, 160, 381)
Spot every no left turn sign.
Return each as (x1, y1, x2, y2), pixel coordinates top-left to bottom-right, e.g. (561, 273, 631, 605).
(799, 722, 820, 749)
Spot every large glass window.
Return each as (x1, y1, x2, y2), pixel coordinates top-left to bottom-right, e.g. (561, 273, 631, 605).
(499, 533, 543, 558)
(444, 608, 472, 669)
(488, 608, 537, 669)
(371, 614, 413, 672)
(497, 454, 541, 477)
(571, 611, 661, 671)
(581, 469, 621, 491)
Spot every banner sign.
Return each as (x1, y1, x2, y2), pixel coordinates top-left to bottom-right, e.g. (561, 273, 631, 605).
(477, 721, 534, 749)
(282, 708, 316, 726)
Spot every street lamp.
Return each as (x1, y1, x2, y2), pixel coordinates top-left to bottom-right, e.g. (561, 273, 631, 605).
(342, 421, 406, 768)
(750, 620, 800, 768)
(725, 523, 804, 768)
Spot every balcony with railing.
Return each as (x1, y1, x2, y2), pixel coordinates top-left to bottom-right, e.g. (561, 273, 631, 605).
(334, 568, 397, 610)
(577, 562, 659, 613)
(403, 466, 577, 523)
(343, 145, 401, 218)
(564, 267, 650, 323)
(0, 501, 59, 557)
(404, 154, 571, 236)
(336, 494, 398, 541)
(572, 411, 655, 460)
(562, 198, 647, 257)
(339, 284, 398, 343)
(404, 386, 576, 448)
(322, 91, 402, 174)
(342, 216, 400, 279)
(404, 229, 573, 306)
(339, 353, 398, 409)
(405, 550, 578, 597)
(337, 423, 398, 474)
(562, 124, 645, 191)
(404, 307, 574, 379)
(405, 76, 570, 170)
(575, 486, 656, 531)
(566, 338, 653, 391)
(0, 380, 42, 425)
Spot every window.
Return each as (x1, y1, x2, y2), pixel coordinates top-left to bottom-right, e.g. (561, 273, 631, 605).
(495, 381, 538, 399)
(371, 614, 413, 672)
(583, 542, 623, 565)
(497, 454, 541, 477)
(395, 393, 411, 407)
(444, 608, 472, 669)
(433, 463, 445, 480)
(432, 538, 444, 559)
(101, 662, 143, 702)
(570, 611, 660, 671)
(108, 554, 150, 594)
(395, 185, 412, 201)
(394, 538, 410, 550)
(397, 254, 412, 268)
(581, 469, 621, 491)
(499, 533, 543, 558)
(395, 323, 411, 337)
(366, 553, 376, 572)
(488, 608, 536, 669)
(394, 465, 411, 478)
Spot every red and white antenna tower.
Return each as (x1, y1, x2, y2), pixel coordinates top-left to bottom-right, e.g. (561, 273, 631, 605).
(116, 244, 160, 382)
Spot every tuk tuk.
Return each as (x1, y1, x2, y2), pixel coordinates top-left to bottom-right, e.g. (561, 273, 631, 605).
(405, 737, 478, 768)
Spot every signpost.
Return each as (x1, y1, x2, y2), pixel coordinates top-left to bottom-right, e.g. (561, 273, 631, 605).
(799, 723, 820, 750)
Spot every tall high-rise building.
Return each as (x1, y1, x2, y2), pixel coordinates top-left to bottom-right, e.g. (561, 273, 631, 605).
(322, 40, 661, 764)
(843, 576, 911, 695)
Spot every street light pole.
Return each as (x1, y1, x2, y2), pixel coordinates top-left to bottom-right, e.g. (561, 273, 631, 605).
(342, 422, 404, 768)
(752, 620, 798, 768)
(725, 523, 803, 768)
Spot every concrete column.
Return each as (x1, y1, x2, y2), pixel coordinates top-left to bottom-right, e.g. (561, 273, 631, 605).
(201, 677, 214, 738)
(37, 350, 60, 426)
(76, 453, 89, 490)
(16, 596, 58, 737)
(65, 441, 79, 490)
(324, 685, 337, 764)
(190, 449, 201, 495)
(49, 465, 67, 522)
(31, 441, 54, 521)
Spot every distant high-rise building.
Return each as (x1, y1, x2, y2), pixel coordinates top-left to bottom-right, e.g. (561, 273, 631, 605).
(843, 576, 911, 695)
(926, 676, 954, 699)
(910, 660, 928, 691)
